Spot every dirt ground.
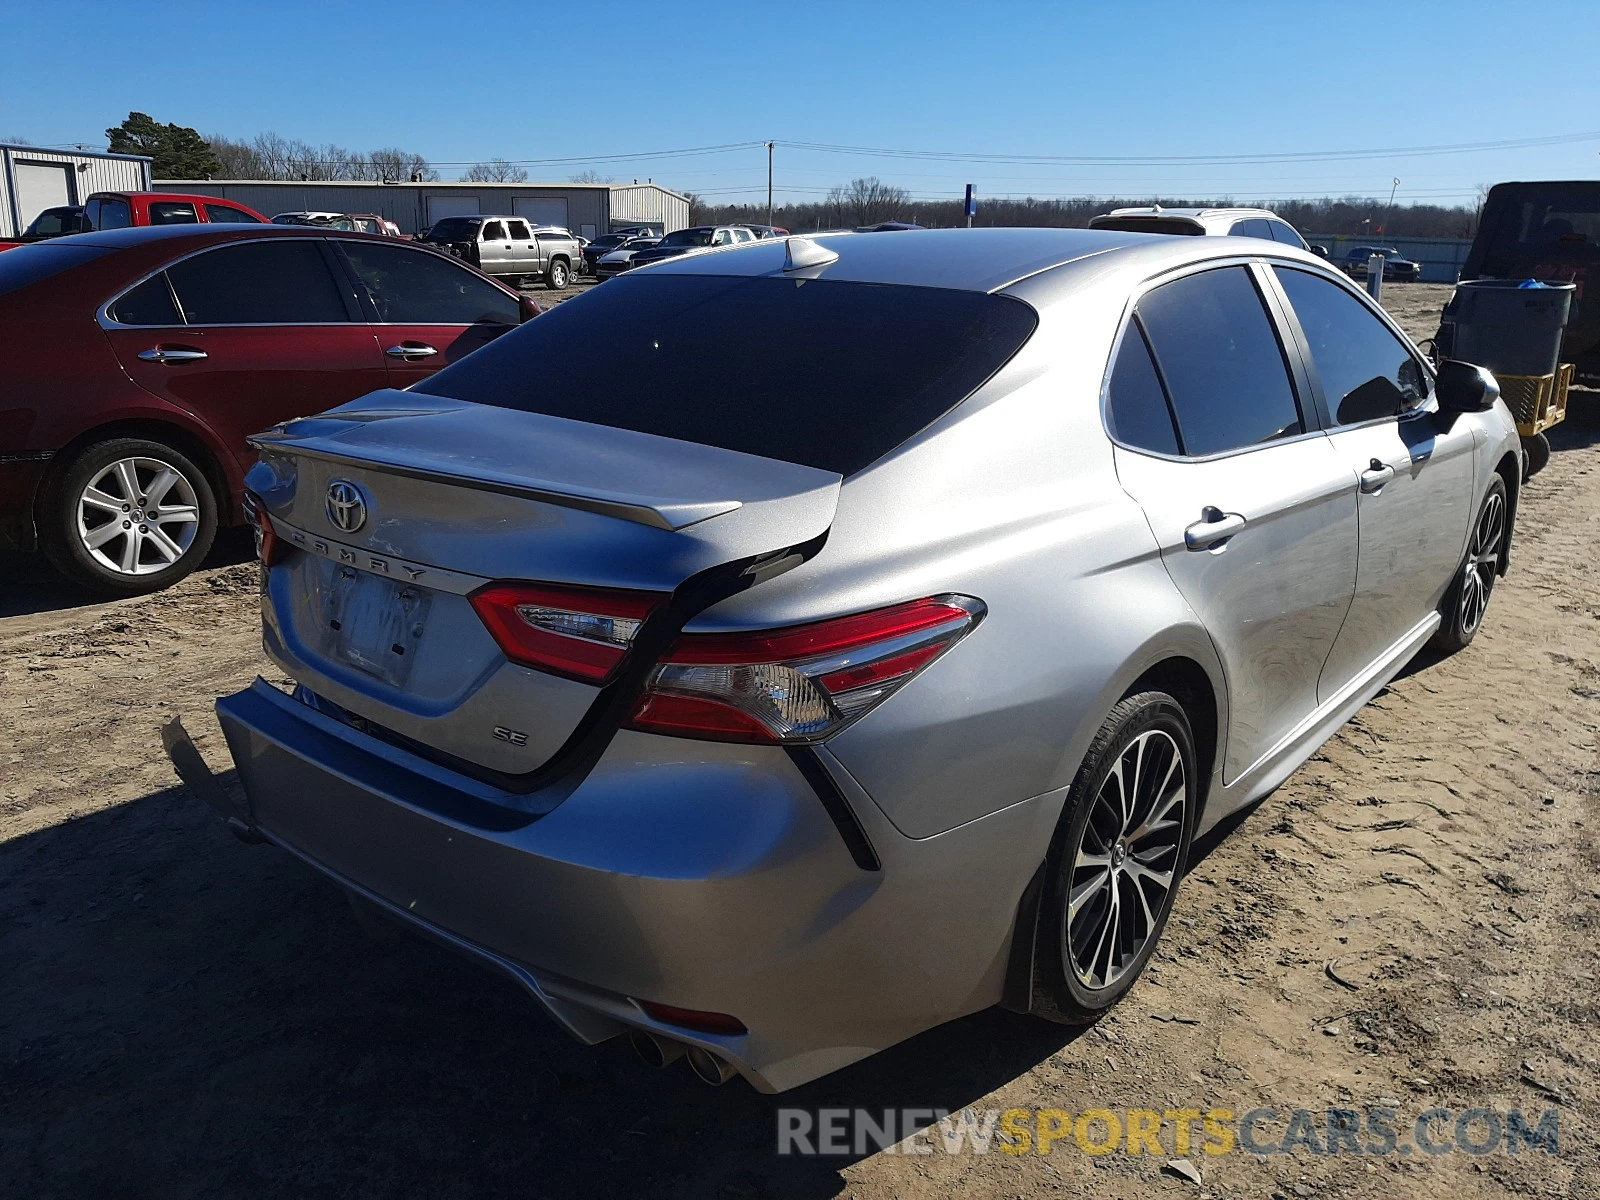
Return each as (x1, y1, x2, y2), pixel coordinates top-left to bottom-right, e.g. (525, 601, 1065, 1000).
(2, 284, 1597, 1199)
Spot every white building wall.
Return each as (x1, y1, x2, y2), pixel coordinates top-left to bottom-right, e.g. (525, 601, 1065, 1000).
(1, 145, 150, 236)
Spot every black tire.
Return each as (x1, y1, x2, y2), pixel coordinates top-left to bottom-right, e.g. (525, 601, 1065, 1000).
(1430, 474, 1508, 654)
(41, 436, 218, 597)
(1031, 691, 1198, 1024)
(544, 258, 569, 289)
(1522, 432, 1550, 480)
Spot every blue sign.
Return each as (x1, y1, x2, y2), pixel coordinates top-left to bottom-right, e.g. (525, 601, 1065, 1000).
(964, 184, 978, 217)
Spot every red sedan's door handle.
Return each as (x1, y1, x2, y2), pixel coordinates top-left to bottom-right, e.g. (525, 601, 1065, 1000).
(1360, 459, 1396, 494)
(137, 346, 208, 364)
(1184, 506, 1247, 551)
(385, 343, 438, 360)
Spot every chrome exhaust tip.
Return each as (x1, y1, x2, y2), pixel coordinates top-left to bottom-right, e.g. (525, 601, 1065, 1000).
(629, 1029, 685, 1069)
(685, 1045, 738, 1086)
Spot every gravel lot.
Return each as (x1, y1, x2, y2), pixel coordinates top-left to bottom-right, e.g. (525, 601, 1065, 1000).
(2, 284, 1597, 1199)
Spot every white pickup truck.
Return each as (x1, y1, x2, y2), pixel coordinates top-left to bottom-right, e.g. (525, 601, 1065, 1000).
(418, 215, 581, 289)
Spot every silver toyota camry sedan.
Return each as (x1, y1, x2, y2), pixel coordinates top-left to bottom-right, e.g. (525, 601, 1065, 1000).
(182, 228, 1519, 1093)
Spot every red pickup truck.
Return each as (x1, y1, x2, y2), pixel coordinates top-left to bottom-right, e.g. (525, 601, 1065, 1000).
(0, 191, 267, 251)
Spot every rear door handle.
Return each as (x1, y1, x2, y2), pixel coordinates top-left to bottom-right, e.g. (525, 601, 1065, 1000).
(1359, 459, 1396, 494)
(1184, 506, 1247, 551)
(385, 343, 438, 359)
(137, 346, 208, 364)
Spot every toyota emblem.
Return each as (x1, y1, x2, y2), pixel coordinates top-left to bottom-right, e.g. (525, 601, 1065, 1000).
(325, 480, 368, 533)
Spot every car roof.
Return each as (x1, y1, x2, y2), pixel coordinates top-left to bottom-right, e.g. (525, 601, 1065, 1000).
(45, 224, 388, 251)
(1100, 206, 1283, 220)
(630, 226, 1333, 293)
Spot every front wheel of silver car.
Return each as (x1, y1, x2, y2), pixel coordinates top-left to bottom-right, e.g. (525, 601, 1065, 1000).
(1031, 691, 1197, 1024)
(1430, 474, 1507, 655)
(42, 437, 218, 597)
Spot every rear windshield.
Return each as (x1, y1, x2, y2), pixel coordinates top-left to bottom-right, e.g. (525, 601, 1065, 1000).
(413, 274, 1038, 476)
(1090, 217, 1203, 236)
(427, 218, 480, 241)
(658, 229, 713, 247)
(1477, 183, 1600, 272)
(0, 242, 113, 297)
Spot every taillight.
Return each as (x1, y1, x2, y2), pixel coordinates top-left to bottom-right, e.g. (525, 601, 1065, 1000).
(470, 581, 666, 684)
(624, 595, 983, 744)
(242, 490, 281, 567)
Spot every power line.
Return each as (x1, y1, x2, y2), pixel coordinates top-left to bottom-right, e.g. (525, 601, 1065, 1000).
(780, 130, 1600, 166)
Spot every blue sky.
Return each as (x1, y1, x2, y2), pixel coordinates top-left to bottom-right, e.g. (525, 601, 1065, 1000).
(4, 0, 1598, 207)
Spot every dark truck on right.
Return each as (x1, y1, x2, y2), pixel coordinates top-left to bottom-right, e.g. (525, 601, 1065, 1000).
(1444, 181, 1599, 384)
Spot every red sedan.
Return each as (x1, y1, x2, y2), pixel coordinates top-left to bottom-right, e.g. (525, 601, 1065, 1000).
(0, 224, 537, 594)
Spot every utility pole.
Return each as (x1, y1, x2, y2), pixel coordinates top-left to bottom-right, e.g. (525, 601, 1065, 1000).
(766, 142, 774, 230)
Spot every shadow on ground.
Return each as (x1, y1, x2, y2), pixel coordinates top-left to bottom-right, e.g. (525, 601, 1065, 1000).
(0, 776, 1108, 1200)
(0, 529, 254, 620)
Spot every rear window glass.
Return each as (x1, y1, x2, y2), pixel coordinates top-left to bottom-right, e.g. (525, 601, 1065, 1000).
(428, 218, 480, 241)
(0, 242, 113, 297)
(1090, 217, 1204, 236)
(414, 274, 1038, 476)
(1479, 184, 1600, 270)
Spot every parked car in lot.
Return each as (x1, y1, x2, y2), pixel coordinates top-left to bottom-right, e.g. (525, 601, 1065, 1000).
(1342, 245, 1421, 282)
(89, 191, 267, 227)
(0, 225, 536, 594)
(581, 232, 657, 275)
(0, 191, 267, 252)
(15, 204, 90, 240)
(739, 224, 790, 238)
(187, 227, 1519, 1093)
(1090, 206, 1311, 250)
(1448, 179, 1600, 383)
(593, 235, 661, 279)
(272, 211, 357, 229)
(418, 215, 582, 288)
(627, 224, 757, 270)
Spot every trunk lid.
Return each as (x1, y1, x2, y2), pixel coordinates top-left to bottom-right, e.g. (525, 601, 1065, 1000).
(247, 390, 841, 783)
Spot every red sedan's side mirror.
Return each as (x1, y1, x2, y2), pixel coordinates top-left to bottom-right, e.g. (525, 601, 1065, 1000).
(519, 295, 542, 323)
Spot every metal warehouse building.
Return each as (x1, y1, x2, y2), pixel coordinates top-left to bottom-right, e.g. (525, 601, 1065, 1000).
(1, 143, 152, 237)
(155, 179, 690, 238)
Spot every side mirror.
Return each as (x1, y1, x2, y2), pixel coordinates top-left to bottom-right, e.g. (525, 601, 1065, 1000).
(518, 294, 542, 323)
(1310, 244, 1330, 258)
(1434, 360, 1499, 414)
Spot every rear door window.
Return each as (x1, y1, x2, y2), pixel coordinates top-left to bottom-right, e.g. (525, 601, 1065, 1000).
(1136, 266, 1304, 456)
(1105, 322, 1180, 455)
(108, 273, 183, 326)
(148, 201, 199, 225)
(165, 240, 352, 324)
(94, 197, 132, 229)
(1274, 267, 1427, 425)
(481, 221, 507, 241)
(413, 274, 1038, 476)
(204, 204, 260, 224)
(1228, 218, 1275, 241)
(336, 240, 520, 325)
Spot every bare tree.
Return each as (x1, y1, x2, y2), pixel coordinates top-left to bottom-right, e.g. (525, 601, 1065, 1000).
(835, 176, 911, 226)
(366, 147, 437, 183)
(569, 169, 616, 184)
(462, 159, 530, 183)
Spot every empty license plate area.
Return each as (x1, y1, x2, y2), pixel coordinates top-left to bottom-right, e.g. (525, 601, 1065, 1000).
(323, 566, 432, 688)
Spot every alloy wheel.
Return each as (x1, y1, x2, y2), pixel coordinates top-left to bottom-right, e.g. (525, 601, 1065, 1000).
(1066, 729, 1189, 990)
(1458, 490, 1505, 637)
(75, 456, 201, 577)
